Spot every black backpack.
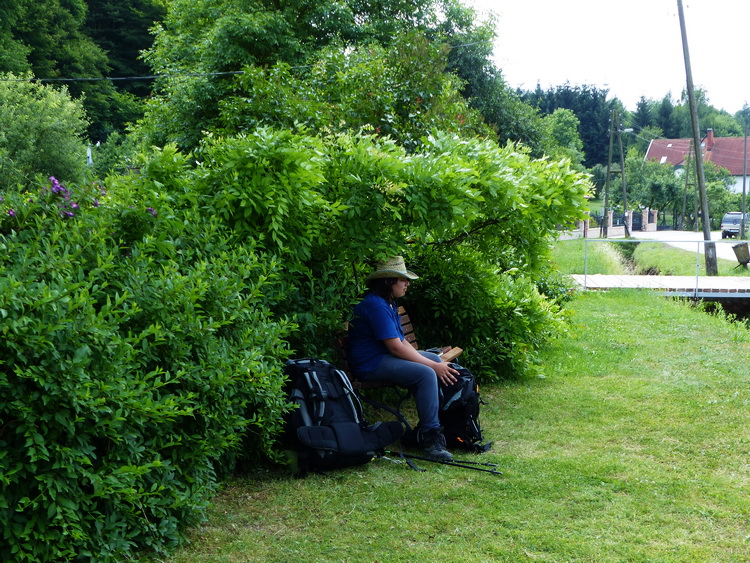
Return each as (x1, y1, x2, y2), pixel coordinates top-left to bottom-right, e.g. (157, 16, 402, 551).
(439, 363, 492, 453)
(283, 358, 404, 475)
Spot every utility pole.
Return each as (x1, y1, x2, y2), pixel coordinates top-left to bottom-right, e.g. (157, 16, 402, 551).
(677, 0, 717, 275)
(742, 104, 748, 239)
(601, 110, 615, 238)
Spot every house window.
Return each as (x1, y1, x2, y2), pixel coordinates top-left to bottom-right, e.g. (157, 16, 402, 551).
(660, 156, 668, 164)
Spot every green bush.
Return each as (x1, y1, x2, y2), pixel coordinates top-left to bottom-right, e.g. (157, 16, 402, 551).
(0, 179, 293, 561)
(188, 128, 589, 375)
(218, 35, 492, 153)
(534, 267, 578, 305)
(88, 131, 142, 179)
(404, 249, 569, 382)
(0, 75, 89, 188)
(0, 125, 590, 558)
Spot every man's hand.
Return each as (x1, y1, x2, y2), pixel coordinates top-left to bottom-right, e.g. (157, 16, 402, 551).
(433, 360, 459, 386)
(384, 337, 460, 385)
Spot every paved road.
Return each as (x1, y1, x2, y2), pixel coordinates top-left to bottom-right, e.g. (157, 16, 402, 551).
(629, 230, 744, 262)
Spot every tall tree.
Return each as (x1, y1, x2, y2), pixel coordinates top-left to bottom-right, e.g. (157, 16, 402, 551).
(0, 0, 31, 73)
(632, 96, 652, 131)
(542, 108, 585, 169)
(214, 33, 492, 152)
(84, 0, 168, 98)
(0, 0, 144, 140)
(521, 83, 614, 167)
(138, 0, 454, 150)
(656, 94, 679, 138)
(659, 89, 743, 139)
(439, 2, 545, 154)
(137, 0, 544, 153)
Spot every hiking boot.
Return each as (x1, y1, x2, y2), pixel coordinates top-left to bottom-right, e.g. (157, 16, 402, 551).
(419, 428, 453, 462)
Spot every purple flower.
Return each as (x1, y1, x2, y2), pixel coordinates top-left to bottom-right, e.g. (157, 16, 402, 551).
(146, 207, 157, 217)
(71, 202, 80, 210)
(49, 177, 71, 199)
(7, 209, 15, 217)
(93, 199, 100, 207)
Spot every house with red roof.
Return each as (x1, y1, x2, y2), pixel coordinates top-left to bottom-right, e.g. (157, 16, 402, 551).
(644, 129, 750, 193)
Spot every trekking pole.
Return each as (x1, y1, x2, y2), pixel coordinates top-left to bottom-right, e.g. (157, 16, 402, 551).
(387, 450, 499, 468)
(398, 450, 426, 472)
(385, 451, 502, 475)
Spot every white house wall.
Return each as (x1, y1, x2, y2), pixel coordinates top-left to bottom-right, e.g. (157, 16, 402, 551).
(730, 176, 750, 194)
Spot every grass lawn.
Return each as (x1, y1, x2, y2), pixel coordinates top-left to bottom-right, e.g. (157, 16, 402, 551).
(158, 290, 750, 562)
(630, 241, 750, 276)
(551, 239, 628, 275)
(552, 238, 750, 277)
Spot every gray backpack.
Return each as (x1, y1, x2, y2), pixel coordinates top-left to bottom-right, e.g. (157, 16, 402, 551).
(283, 358, 403, 475)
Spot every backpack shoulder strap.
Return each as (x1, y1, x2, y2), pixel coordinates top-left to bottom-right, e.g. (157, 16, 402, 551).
(290, 387, 314, 427)
(334, 368, 365, 425)
(304, 370, 327, 423)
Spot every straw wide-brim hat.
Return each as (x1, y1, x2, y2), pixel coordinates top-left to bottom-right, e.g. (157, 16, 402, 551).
(366, 256, 419, 281)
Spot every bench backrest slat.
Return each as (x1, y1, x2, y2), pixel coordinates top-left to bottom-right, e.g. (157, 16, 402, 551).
(397, 306, 419, 350)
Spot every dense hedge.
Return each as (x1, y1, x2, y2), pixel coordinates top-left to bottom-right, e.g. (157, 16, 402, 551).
(0, 128, 589, 560)
(0, 181, 292, 561)
(189, 129, 589, 373)
(403, 248, 572, 381)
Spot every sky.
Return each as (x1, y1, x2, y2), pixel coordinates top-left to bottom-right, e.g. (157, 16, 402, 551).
(465, 0, 750, 114)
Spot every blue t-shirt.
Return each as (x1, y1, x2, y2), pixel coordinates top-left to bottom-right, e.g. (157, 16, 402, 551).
(347, 292, 404, 375)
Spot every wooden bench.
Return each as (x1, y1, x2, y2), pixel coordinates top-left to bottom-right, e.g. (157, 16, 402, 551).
(396, 306, 463, 363)
(335, 306, 463, 429)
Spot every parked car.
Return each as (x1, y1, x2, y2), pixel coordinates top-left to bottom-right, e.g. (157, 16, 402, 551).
(720, 212, 748, 238)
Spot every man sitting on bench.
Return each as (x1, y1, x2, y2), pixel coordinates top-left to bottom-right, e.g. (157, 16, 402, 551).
(347, 256, 458, 462)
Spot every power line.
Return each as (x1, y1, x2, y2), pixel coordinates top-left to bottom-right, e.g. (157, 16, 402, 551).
(0, 41, 493, 84)
(0, 70, 247, 83)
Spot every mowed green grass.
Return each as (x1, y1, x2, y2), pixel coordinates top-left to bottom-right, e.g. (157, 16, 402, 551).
(551, 238, 629, 275)
(159, 290, 750, 562)
(552, 238, 750, 276)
